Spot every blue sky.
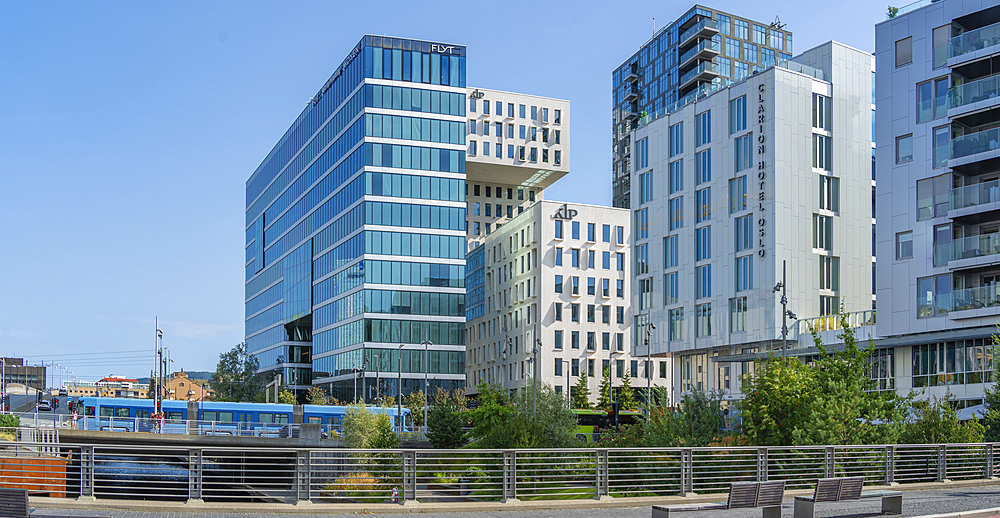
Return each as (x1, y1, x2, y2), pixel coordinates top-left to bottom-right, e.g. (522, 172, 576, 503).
(0, 0, 885, 382)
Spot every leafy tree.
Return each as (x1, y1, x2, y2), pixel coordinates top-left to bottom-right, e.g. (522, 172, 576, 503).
(738, 354, 816, 446)
(572, 376, 591, 409)
(902, 394, 985, 444)
(619, 370, 638, 411)
(465, 383, 520, 447)
(277, 387, 298, 405)
(983, 332, 1000, 441)
(511, 380, 578, 448)
(402, 390, 425, 428)
(426, 393, 466, 448)
(671, 389, 728, 446)
(341, 403, 399, 449)
(212, 342, 264, 402)
(306, 386, 329, 405)
(598, 368, 612, 410)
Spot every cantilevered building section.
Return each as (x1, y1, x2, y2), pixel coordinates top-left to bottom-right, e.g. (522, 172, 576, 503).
(612, 6, 793, 209)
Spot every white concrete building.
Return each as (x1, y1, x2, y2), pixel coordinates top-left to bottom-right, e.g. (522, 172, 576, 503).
(631, 41, 875, 404)
(465, 88, 570, 251)
(464, 200, 639, 405)
(873, 0, 1000, 406)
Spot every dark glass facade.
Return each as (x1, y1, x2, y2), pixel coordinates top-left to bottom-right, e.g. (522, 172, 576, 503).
(245, 36, 468, 400)
(611, 6, 792, 208)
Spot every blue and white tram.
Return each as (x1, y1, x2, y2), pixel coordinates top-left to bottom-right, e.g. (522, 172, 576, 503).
(78, 397, 412, 435)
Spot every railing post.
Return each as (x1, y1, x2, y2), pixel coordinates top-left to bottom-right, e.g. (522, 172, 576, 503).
(77, 445, 95, 501)
(187, 448, 203, 504)
(886, 445, 895, 485)
(825, 447, 835, 478)
(757, 448, 768, 482)
(294, 450, 311, 505)
(595, 449, 611, 500)
(987, 444, 996, 479)
(402, 450, 417, 504)
(502, 450, 518, 503)
(938, 444, 948, 482)
(681, 449, 695, 495)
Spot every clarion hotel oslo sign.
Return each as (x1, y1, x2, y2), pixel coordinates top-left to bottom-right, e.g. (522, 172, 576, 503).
(756, 82, 768, 260)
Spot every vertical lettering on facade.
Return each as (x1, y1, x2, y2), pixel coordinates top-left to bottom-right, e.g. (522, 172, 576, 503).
(757, 83, 767, 259)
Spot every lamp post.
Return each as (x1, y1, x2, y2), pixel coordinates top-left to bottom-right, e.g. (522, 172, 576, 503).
(420, 339, 432, 433)
(772, 260, 798, 359)
(397, 344, 403, 432)
(645, 320, 656, 416)
(530, 336, 540, 418)
(373, 354, 380, 403)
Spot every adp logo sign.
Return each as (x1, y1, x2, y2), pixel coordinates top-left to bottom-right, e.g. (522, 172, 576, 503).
(553, 203, 578, 220)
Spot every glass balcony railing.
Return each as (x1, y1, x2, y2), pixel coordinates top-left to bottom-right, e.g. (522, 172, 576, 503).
(949, 73, 1000, 109)
(950, 21, 1000, 59)
(679, 39, 720, 65)
(679, 62, 718, 87)
(933, 233, 1000, 263)
(679, 18, 718, 45)
(950, 285, 1000, 312)
(949, 127, 1000, 160)
(933, 142, 949, 169)
(951, 179, 1000, 210)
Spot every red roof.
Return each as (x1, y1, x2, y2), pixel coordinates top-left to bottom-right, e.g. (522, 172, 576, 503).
(99, 377, 137, 383)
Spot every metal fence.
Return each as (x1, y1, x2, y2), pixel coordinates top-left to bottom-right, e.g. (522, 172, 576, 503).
(0, 442, 996, 505)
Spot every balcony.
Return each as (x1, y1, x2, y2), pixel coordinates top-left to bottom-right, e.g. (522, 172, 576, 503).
(624, 69, 640, 83)
(933, 232, 1000, 265)
(949, 73, 1000, 113)
(679, 18, 719, 47)
(949, 21, 1000, 63)
(625, 86, 640, 103)
(951, 179, 1000, 211)
(949, 127, 1000, 162)
(624, 104, 640, 121)
(949, 285, 1000, 316)
(679, 61, 719, 90)
(679, 39, 720, 68)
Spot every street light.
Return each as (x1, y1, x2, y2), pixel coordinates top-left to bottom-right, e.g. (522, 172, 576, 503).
(397, 344, 404, 432)
(773, 260, 798, 359)
(420, 339, 432, 433)
(645, 321, 656, 415)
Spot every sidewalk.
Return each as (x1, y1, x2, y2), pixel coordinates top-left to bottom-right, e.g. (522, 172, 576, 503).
(26, 480, 1000, 517)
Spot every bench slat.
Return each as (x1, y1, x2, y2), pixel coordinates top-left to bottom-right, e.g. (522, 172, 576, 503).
(726, 482, 759, 509)
(757, 480, 786, 507)
(839, 476, 865, 501)
(813, 478, 843, 503)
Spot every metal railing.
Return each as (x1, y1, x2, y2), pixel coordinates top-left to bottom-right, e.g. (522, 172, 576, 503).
(933, 232, 1000, 263)
(950, 20, 1000, 59)
(949, 73, 1000, 110)
(951, 179, 1000, 210)
(0, 441, 996, 504)
(949, 127, 1000, 160)
(678, 18, 719, 46)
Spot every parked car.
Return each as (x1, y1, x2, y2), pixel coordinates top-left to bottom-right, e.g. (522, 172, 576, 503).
(37, 400, 51, 411)
(58, 389, 68, 397)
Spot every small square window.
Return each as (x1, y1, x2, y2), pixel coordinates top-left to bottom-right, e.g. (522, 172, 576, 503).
(896, 134, 913, 163)
(896, 231, 913, 259)
(896, 37, 912, 67)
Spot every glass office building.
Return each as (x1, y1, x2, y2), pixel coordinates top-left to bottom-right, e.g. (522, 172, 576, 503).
(611, 6, 792, 208)
(245, 36, 469, 401)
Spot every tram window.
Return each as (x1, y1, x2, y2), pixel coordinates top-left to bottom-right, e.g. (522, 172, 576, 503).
(274, 414, 289, 424)
(100, 407, 114, 417)
(330, 416, 341, 427)
(85, 406, 95, 416)
(115, 408, 130, 418)
(307, 417, 321, 424)
(138, 410, 150, 418)
(219, 411, 234, 422)
(168, 412, 183, 422)
(202, 411, 217, 422)
(259, 413, 273, 424)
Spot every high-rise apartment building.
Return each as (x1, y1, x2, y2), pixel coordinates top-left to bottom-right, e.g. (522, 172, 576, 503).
(464, 201, 638, 404)
(631, 41, 874, 404)
(244, 36, 570, 401)
(612, 6, 793, 208)
(874, 0, 1000, 406)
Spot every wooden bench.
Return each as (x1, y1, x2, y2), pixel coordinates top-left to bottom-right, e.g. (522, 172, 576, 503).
(793, 476, 902, 518)
(0, 487, 29, 518)
(652, 480, 785, 518)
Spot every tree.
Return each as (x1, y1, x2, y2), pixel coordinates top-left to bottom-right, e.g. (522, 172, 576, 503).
(983, 331, 1000, 441)
(572, 376, 591, 409)
(902, 394, 985, 444)
(306, 386, 329, 405)
(598, 368, 612, 410)
(464, 381, 577, 449)
(402, 390, 425, 428)
(619, 370, 638, 411)
(738, 355, 816, 446)
(465, 383, 520, 448)
(212, 342, 264, 402)
(277, 387, 298, 405)
(341, 403, 400, 449)
(670, 389, 728, 447)
(426, 393, 466, 448)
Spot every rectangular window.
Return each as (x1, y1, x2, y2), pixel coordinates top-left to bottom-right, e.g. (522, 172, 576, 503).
(555, 247, 563, 266)
(542, 107, 548, 122)
(696, 303, 712, 337)
(602, 224, 611, 243)
(554, 109, 561, 123)
(812, 93, 831, 131)
(743, 42, 758, 64)
(531, 106, 537, 120)
(616, 226, 624, 245)
(572, 276, 580, 295)
(718, 14, 731, 34)
(519, 104, 526, 118)
(588, 359, 595, 377)
(588, 277, 596, 295)
(896, 37, 912, 67)
(917, 274, 952, 318)
(896, 134, 913, 163)
(819, 256, 840, 291)
(554, 358, 563, 377)
(729, 176, 747, 213)
(819, 176, 840, 211)
(664, 272, 679, 305)
(932, 25, 950, 69)
(813, 134, 832, 171)
(635, 208, 649, 239)
(696, 265, 712, 298)
(820, 295, 840, 316)
(587, 305, 595, 323)
(664, 235, 678, 268)
(669, 122, 684, 157)
(508, 103, 514, 117)
(635, 243, 649, 274)
(696, 187, 711, 222)
(932, 125, 949, 169)
(696, 110, 711, 147)
(554, 329, 563, 349)
(554, 274, 563, 293)
(639, 171, 653, 204)
(813, 214, 833, 250)
(602, 305, 610, 324)
(602, 251, 610, 269)
(639, 277, 652, 310)
(726, 38, 741, 59)
(696, 226, 711, 261)
(635, 137, 649, 170)
(469, 98, 477, 112)
(735, 134, 752, 171)
(896, 231, 913, 259)
(529, 148, 537, 162)
(554, 220, 563, 239)
(730, 95, 746, 134)
(735, 255, 753, 292)
(572, 221, 580, 239)
(616, 252, 624, 271)
(554, 150, 562, 165)
(730, 297, 747, 332)
(507, 124, 514, 138)
(617, 306, 624, 324)
(572, 358, 579, 376)
(617, 279, 624, 298)
(530, 127, 537, 141)
(734, 19, 748, 40)
(468, 140, 477, 156)
(555, 303, 563, 322)
(916, 174, 950, 220)
(669, 161, 684, 194)
(696, 149, 711, 185)
(587, 222, 596, 242)
(735, 215, 752, 252)
(753, 24, 767, 44)
(508, 144, 514, 158)
(668, 308, 685, 341)
(571, 304, 580, 323)
(603, 278, 610, 296)
(669, 197, 684, 230)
